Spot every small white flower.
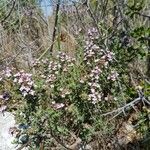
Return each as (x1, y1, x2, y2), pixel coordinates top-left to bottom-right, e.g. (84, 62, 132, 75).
(97, 94, 101, 100)
(91, 88, 95, 93)
(0, 95, 3, 99)
(27, 81, 34, 86)
(40, 75, 46, 78)
(5, 72, 11, 77)
(107, 71, 119, 81)
(88, 82, 92, 86)
(92, 82, 100, 88)
(52, 101, 56, 104)
(61, 94, 65, 98)
(0, 105, 7, 112)
(18, 78, 23, 84)
(29, 90, 35, 95)
(22, 91, 28, 97)
(80, 80, 84, 83)
(20, 85, 25, 91)
(94, 59, 100, 63)
(13, 78, 17, 83)
(50, 84, 54, 88)
(53, 103, 65, 109)
(14, 72, 21, 77)
(95, 75, 99, 80)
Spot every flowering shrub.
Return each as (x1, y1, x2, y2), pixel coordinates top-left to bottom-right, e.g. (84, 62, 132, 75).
(0, 24, 149, 149)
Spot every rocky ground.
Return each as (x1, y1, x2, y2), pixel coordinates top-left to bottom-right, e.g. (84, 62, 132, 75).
(0, 112, 18, 150)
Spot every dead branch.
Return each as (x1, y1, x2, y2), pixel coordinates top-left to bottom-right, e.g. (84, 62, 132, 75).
(101, 97, 141, 117)
(49, 0, 61, 54)
(101, 92, 150, 119)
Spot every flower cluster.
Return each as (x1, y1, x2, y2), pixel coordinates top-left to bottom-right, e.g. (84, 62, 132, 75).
(51, 101, 65, 110)
(4, 67, 12, 77)
(107, 70, 119, 81)
(57, 52, 75, 66)
(13, 70, 35, 97)
(87, 27, 99, 40)
(84, 41, 103, 62)
(83, 28, 115, 68)
(89, 66, 102, 80)
(44, 61, 61, 84)
(42, 53, 75, 85)
(82, 27, 118, 104)
(59, 88, 71, 98)
(0, 67, 13, 79)
(88, 67, 102, 104)
(84, 28, 101, 63)
(84, 42, 115, 67)
(48, 61, 61, 73)
(101, 51, 115, 62)
(31, 59, 41, 67)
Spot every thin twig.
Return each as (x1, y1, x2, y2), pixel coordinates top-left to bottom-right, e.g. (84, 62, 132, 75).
(101, 97, 141, 116)
(1, 0, 16, 24)
(102, 91, 150, 119)
(134, 12, 150, 19)
(85, 2, 101, 36)
(49, 0, 61, 54)
(73, 2, 86, 32)
(126, 4, 150, 20)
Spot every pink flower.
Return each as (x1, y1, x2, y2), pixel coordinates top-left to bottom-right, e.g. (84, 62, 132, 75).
(27, 81, 34, 86)
(14, 72, 21, 77)
(107, 71, 119, 81)
(91, 88, 95, 93)
(20, 85, 30, 92)
(5, 67, 12, 77)
(18, 78, 23, 84)
(107, 52, 115, 61)
(22, 91, 28, 97)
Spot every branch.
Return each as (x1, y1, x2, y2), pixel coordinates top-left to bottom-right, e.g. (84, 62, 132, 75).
(49, 0, 61, 54)
(1, 0, 16, 24)
(73, 2, 86, 32)
(134, 12, 150, 19)
(126, 4, 150, 19)
(101, 97, 141, 117)
(83, 1, 101, 36)
(101, 92, 150, 119)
